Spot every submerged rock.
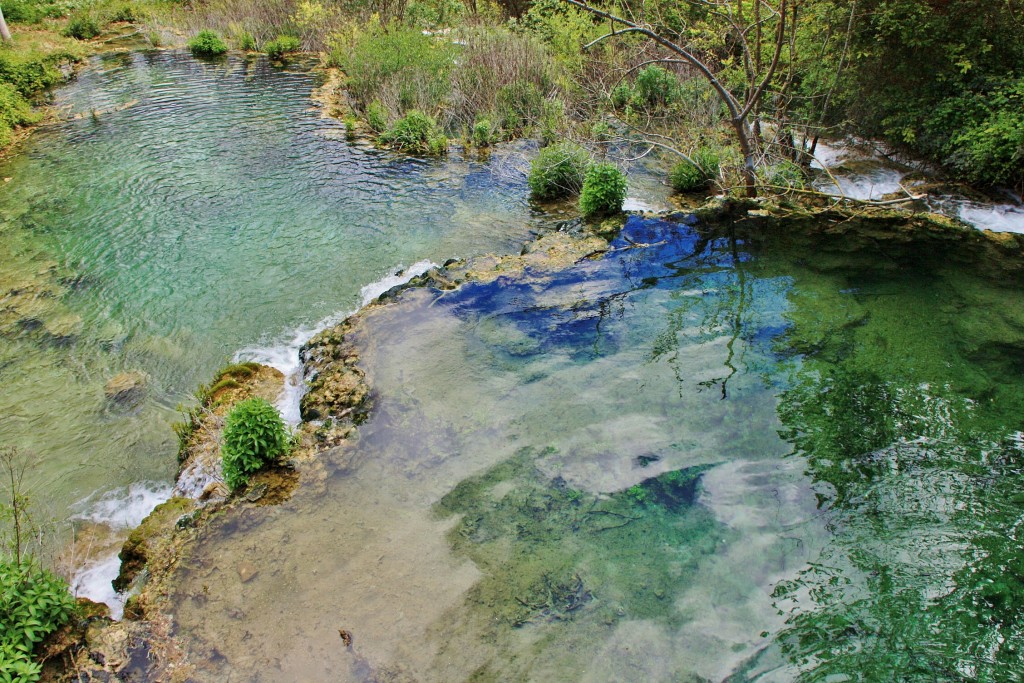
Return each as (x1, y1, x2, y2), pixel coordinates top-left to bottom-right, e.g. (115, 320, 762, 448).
(104, 370, 148, 407)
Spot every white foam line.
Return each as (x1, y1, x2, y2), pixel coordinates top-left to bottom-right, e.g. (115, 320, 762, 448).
(234, 260, 438, 425)
(67, 262, 438, 619)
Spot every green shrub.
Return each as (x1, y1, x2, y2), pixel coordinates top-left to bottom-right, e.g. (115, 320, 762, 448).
(0, 51, 65, 99)
(188, 30, 228, 58)
(107, 2, 138, 23)
(265, 35, 301, 60)
(366, 99, 388, 133)
(237, 31, 256, 51)
(379, 110, 448, 156)
(220, 397, 290, 491)
(632, 65, 680, 109)
(579, 163, 627, 217)
(0, 560, 76, 683)
(527, 141, 591, 200)
(539, 97, 564, 147)
(472, 117, 493, 147)
(3, 0, 43, 24)
(610, 82, 633, 110)
(669, 147, 720, 193)
(496, 79, 544, 135)
(62, 13, 100, 40)
(0, 83, 40, 148)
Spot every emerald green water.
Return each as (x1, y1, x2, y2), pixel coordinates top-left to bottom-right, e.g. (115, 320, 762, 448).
(170, 217, 1024, 680)
(3, 50, 1024, 680)
(0, 51, 541, 522)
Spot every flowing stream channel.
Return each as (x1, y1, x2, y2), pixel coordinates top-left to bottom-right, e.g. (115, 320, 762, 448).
(2, 49, 1024, 681)
(0, 51, 552, 590)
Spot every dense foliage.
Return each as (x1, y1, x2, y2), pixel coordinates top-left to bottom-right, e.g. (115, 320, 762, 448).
(220, 397, 290, 491)
(0, 560, 76, 683)
(579, 162, 626, 217)
(188, 29, 228, 57)
(264, 34, 301, 60)
(378, 109, 448, 155)
(527, 141, 590, 200)
(838, 0, 1024, 190)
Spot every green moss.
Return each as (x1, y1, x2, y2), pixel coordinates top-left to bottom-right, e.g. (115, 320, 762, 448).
(436, 448, 722, 633)
(114, 497, 195, 591)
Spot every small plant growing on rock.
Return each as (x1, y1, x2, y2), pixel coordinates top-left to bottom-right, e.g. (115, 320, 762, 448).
(189, 30, 228, 58)
(527, 141, 591, 200)
(265, 35, 301, 60)
(379, 110, 448, 156)
(579, 163, 627, 218)
(220, 398, 290, 491)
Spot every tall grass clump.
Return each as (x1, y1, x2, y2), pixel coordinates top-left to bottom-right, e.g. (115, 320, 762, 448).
(330, 21, 454, 122)
(189, 29, 229, 57)
(0, 83, 40, 148)
(579, 163, 627, 217)
(220, 397, 290, 491)
(447, 27, 551, 134)
(527, 141, 591, 200)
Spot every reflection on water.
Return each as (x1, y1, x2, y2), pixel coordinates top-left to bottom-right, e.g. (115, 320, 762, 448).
(0, 51, 541, 526)
(172, 216, 1024, 680)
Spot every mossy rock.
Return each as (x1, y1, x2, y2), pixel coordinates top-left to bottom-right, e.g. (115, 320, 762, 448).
(114, 497, 195, 592)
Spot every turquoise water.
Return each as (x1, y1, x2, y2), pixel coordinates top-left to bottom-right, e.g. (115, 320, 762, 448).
(169, 216, 1024, 680)
(0, 51, 544, 521)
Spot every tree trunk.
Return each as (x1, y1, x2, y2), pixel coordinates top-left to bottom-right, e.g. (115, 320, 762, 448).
(732, 118, 758, 198)
(0, 6, 12, 44)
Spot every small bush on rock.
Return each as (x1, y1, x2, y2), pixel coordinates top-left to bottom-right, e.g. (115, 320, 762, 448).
(579, 163, 627, 217)
(220, 397, 290, 491)
(527, 141, 591, 200)
(265, 35, 301, 60)
(379, 110, 447, 156)
(188, 30, 228, 58)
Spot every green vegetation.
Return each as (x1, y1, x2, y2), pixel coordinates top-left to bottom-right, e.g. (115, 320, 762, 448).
(188, 29, 228, 57)
(2, 447, 76, 683)
(264, 34, 300, 60)
(527, 141, 590, 200)
(220, 397, 290, 491)
(378, 109, 447, 156)
(579, 162, 626, 217)
(0, 560, 76, 683)
(62, 12, 100, 40)
(669, 148, 720, 194)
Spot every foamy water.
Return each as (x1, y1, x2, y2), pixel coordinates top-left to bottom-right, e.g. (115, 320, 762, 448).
(234, 261, 438, 425)
(67, 262, 438, 618)
(70, 481, 173, 618)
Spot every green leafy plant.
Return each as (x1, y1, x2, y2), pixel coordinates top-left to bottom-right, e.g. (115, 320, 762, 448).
(0, 83, 40, 148)
(62, 12, 100, 40)
(365, 99, 388, 134)
(378, 110, 447, 156)
(579, 162, 627, 218)
(472, 117, 493, 147)
(265, 35, 301, 60)
(188, 30, 228, 58)
(496, 79, 544, 135)
(527, 141, 591, 200)
(220, 397, 290, 491)
(632, 65, 680, 110)
(669, 147, 719, 193)
(0, 560, 76, 683)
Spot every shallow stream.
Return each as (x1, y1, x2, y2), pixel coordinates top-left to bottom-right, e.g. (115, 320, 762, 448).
(173, 216, 1024, 680)
(1, 50, 1023, 681)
